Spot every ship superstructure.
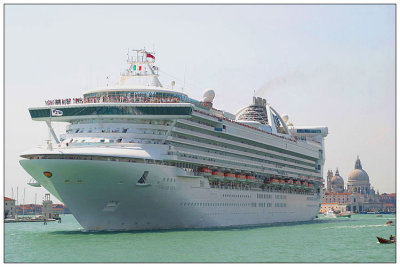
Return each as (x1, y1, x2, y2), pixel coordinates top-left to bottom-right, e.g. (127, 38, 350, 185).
(20, 49, 328, 231)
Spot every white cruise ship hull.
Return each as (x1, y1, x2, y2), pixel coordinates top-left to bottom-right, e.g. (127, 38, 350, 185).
(20, 158, 321, 231)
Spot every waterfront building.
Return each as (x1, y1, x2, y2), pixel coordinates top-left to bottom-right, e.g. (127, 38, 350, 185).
(321, 156, 384, 213)
(16, 204, 41, 215)
(4, 197, 16, 218)
(42, 193, 54, 219)
(380, 193, 396, 212)
(15, 203, 71, 215)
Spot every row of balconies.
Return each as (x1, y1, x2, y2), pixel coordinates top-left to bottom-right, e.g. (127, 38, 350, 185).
(170, 127, 316, 165)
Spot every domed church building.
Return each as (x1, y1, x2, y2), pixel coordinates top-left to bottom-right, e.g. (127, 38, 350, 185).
(347, 156, 371, 194)
(326, 169, 345, 193)
(347, 156, 380, 204)
(321, 156, 383, 213)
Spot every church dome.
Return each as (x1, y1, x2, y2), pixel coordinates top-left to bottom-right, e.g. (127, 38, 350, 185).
(348, 169, 369, 182)
(331, 169, 344, 185)
(348, 156, 370, 186)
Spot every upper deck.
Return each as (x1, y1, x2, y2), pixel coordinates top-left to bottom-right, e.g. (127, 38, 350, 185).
(29, 49, 327, 151)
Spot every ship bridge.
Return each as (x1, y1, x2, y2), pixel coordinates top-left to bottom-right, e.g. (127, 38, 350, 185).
(82, 49, 191, 104)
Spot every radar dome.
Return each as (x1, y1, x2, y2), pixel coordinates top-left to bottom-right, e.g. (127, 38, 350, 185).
(203, 89, 215, 102)
(282, 115, 289, 123)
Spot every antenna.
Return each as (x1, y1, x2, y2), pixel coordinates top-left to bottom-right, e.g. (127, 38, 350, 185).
(23, 188, 25, 217)
(34, 193, 37, 216)
(106, 75, 110, 87)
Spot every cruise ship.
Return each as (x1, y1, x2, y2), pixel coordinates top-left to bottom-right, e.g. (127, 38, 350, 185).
(20, 49, 328, 231)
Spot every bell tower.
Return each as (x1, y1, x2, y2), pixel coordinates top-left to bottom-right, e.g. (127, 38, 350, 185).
(326, 169, 333, 193)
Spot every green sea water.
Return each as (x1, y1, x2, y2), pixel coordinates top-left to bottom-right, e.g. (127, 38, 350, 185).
(4, 214, 396, 263)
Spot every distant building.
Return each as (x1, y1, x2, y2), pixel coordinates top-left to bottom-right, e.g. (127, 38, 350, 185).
(42, 193, 54, 219)
(4, 197, 16, 218)
(380, 193, 396, 212)
(326, 169, 345, 193)
(15, 203, 71, 215)
(321, 156, 384, 213)
(16, 204, 42, 215)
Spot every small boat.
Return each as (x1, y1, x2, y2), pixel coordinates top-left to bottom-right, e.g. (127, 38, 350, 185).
(224, 172, 236, 182)
(325, 209, 336, 218)
(246, 175, 256, 183)
(377, 236, 395, 244)
(337, 212, 351, 218)
(198, 167, 212, 176)
(235, 174, 247, 182)
(211, 171, 224, 181)
(27, 178, 41, 187)
(385, 220, 394, 226)
(270, 178, 280, 186)
(376, 214, 382, 217)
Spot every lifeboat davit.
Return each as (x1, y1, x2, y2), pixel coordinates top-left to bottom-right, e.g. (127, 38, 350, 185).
(198, 167, 212, 176)
(211, 171, 224, 181)
(235, 174, 247, 182)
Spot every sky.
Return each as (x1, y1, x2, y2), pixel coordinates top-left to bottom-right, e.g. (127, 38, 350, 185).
(4, 4, 395, 204)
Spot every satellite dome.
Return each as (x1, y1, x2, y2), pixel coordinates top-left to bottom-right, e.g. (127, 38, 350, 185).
(203, 89, 215, 102)
(282, 115, 289, 123)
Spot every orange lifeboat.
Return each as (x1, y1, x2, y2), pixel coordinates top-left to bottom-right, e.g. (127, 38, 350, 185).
(270, 178, 280, 186)
(198, 167, 212, 176)
(224, 172, 236, 181)
(246, 175, 256, 183)
(211, 171, 224, 181)
(235, 174, 247, 182)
